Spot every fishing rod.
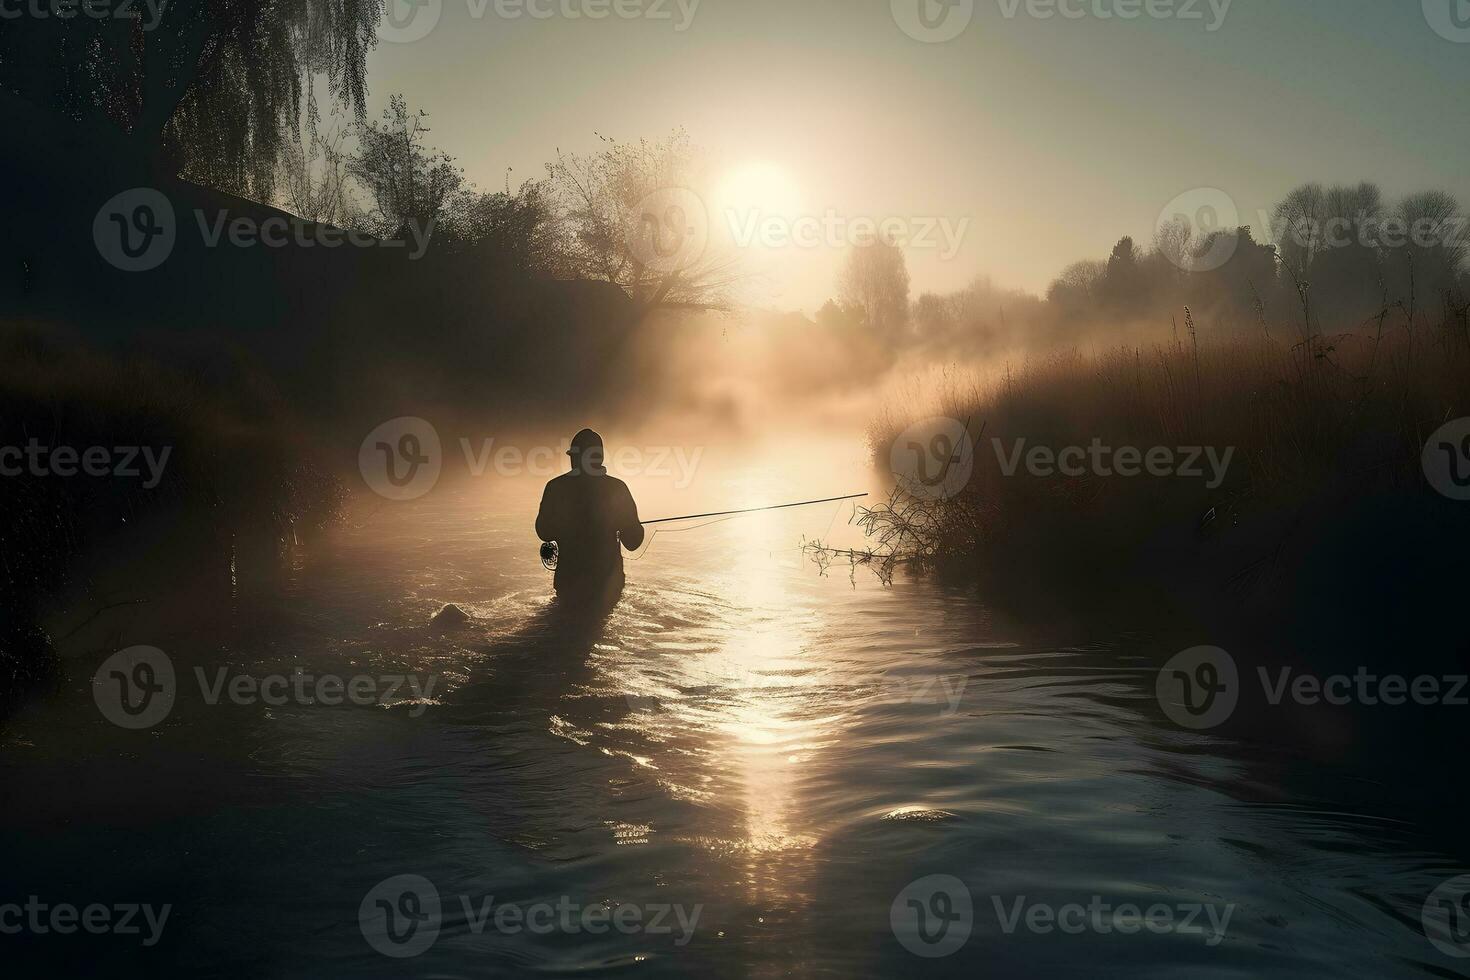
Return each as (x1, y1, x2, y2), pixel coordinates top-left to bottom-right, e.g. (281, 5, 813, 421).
(540, 493, 867, 569)
(640, 493, 868, 526)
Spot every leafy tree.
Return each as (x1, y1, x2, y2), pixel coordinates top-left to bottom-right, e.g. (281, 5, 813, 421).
(347, 95, 463, 241)
(0, 0, 379, 197)
(1190, 227, 1280, 324)
(912, 292, 958, 341)
(1100, 236, 1146, 310)
(345, 97, 564, 269)
(815, 299, 863, 330)
(442, 179, 565, 273)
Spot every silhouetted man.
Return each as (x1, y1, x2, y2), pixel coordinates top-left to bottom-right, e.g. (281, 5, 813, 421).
(536, 429, 644, 604)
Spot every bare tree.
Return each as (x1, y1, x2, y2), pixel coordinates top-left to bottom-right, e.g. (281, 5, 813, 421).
(839, 238, 911, 336)
(277, 120, 362, 229)
(546, 130, 740, 316)
(1046, 259, 1107, 307)
(1153, 214, 1194, 273)
(1387, 190, 1469, 304)
(1270, 182, 1328, 280)
(1272, 182, 1382, 277)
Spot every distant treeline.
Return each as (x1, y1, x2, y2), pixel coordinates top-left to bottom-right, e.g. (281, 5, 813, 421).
(890, 183, 1470, 359)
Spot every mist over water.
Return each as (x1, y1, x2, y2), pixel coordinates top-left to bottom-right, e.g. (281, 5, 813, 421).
(1, 433, 1460, 977)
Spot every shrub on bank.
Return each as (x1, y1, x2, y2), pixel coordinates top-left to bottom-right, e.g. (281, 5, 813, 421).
(0, 322, 343, 701)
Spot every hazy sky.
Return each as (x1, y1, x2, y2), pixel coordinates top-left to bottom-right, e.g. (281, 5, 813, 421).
(363, 0, 1470, 312)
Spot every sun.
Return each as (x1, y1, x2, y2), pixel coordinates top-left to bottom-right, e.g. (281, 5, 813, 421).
(713, 162, 804, 221)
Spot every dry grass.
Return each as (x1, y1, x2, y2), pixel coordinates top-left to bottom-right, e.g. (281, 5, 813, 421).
(839, 306, 1470, 607)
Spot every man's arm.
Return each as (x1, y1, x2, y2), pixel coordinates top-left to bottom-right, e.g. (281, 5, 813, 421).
(618, 483, 645, 551)
(535, 484, 559, 542)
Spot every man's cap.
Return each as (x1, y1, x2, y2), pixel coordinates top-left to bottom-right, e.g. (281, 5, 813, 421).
(568, 428, 604, 456)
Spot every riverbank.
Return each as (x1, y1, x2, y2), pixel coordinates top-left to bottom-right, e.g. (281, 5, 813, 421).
(0, 322, 343, 705)
(864, 318, 1470, 655)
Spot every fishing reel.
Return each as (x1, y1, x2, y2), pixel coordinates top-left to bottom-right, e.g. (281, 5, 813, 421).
(539, 540, 558, 570)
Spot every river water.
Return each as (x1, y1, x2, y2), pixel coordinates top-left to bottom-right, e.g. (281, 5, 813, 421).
(2, 434, 1466, 977)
